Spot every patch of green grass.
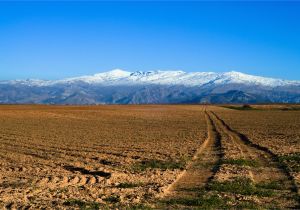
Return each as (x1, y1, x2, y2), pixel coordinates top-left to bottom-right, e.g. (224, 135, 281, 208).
(63, 199, 100, 210)
(117, 182, 143, 188)
(256, 180, 284, 190)
(278, 153, 300, 172)
(103, 195, 120, 203)
(279, 153, 300, 162)
(133, 159, 186, 171)
(236, 201, 264, 209)
(208, 178, 275, 197)
(126, 204, 153, 210)
(222, 158, 260, 167)
(164, 194, 229, 208)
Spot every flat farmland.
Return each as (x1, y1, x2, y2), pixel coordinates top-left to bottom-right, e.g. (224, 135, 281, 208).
(0, 105, 207, 209)
(0, 105, 299, 209)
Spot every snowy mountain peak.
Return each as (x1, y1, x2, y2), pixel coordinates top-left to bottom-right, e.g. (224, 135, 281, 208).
(1, 69, 299, 88)
(224, 70, 246, 76)
(1, 69, 300, 104)
(93, 69, 131, 77)
(60, 69, 299, 87)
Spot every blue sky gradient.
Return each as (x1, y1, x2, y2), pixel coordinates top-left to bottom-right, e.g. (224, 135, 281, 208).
(0, 1, 300, 80)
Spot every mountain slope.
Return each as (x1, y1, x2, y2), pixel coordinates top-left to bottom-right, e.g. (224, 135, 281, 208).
(0, 69, 299, 104)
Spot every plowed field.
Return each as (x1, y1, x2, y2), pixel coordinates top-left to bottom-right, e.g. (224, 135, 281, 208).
(0, 105, 299, 209)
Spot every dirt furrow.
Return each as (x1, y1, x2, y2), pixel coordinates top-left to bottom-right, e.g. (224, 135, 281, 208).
(33, 174, 105, 188)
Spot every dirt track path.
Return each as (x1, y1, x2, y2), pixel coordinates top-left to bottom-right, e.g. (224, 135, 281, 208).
(209, 111, 294, 184)
(162, 111, 222, 198)
(161, 109, 299, 208)
(208, 111, 299, 207)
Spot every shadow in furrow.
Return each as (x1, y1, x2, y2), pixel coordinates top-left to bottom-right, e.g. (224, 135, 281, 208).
(63, 165, 111, 178)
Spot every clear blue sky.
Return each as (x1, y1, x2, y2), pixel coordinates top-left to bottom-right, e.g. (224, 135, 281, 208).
(0, 1, 300, 80)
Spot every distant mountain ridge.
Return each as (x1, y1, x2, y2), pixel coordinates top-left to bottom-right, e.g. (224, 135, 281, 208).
(0, 69, 299, 104)
(2, 69, 299, 87)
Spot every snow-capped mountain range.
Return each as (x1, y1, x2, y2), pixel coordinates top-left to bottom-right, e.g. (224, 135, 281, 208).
(2, 69, 299, 87)
(0, 69, 299, 104)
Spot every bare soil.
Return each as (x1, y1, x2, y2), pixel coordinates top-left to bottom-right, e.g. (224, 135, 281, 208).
(0, 105, 206, 209)
(0, 105, 299, 209)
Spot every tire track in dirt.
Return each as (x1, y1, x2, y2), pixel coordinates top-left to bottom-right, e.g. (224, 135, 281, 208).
(31, 166, 112, 188)
(208, 111, 255, 181)
(34, 174, 106, 188)
(162, 111, 223, 199)
(208, 111, 299, 206)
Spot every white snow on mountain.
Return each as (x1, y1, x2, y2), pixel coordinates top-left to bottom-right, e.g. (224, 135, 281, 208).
(59, 69, 132, 84)
(1, 69, 299, 87)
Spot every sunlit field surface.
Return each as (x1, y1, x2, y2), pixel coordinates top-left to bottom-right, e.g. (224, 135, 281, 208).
(0, 105, 299, 209)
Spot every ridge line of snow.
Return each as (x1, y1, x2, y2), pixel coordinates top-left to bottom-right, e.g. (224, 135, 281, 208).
(1, 69, 299, 87)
